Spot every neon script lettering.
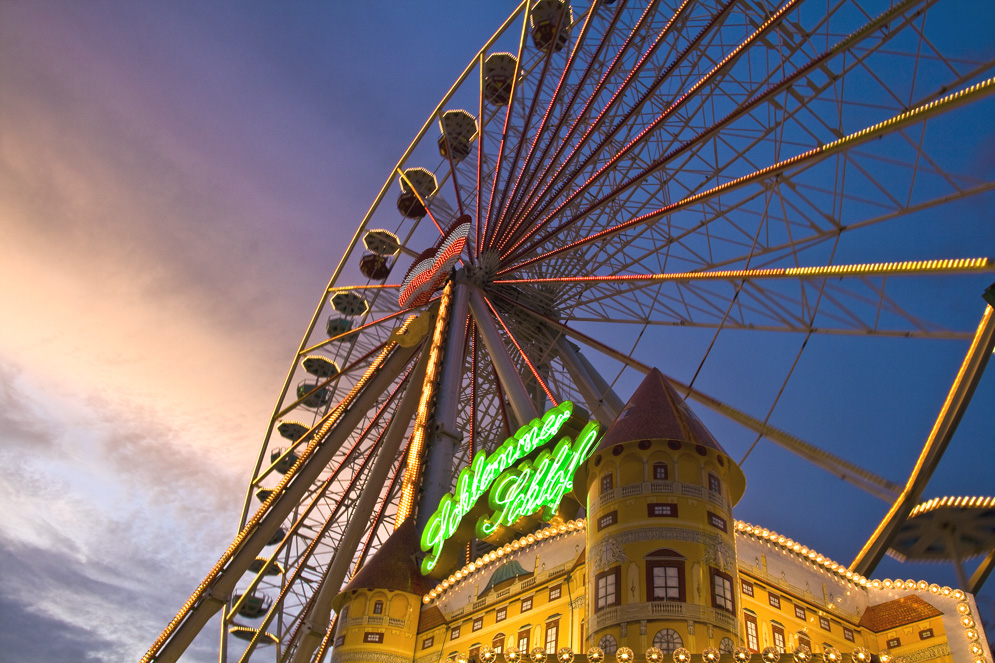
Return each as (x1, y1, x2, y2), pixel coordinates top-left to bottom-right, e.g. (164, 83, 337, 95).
(420, 402, 599, 575)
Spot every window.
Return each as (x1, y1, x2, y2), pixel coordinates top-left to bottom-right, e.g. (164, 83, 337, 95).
(648, 502, 678, 518)
(598, 510, 618, 530)
(595, 567, 621, 610)
(709, 472, 721, 493)
(544, 620, 559, 654)
(422, 636, 434, 650)
(451, 626, 461, 641)
(819, 616, 831, 631)
(334, 635, 345, 647)
(711, 569, 734, 612)
(798, 634, 811, 652)
(741, 579, 754, 597)
(549, 584, 562, 601)
(473, 617, 483, 632)
(745, 613, 759, 652)
(372, 600, 384, 615)
(652, 629, 683, 654)
(844, 627, 855, 642)
(363, 632, 384, 643)
(598, 634, 617, 654)
(919, 628, 934, 640)
(886, 637, 901, 648)
(517, 629, 530, 652)
(719, 638, 734, 654)
(772, 623, 785, 652)
(769, 592, 781, 609)
(496, 607, 507, 622)
(470, 647, 480, 661)
(646, 558, 685, 602)
(601, 472, 614, 494)
(794, 604, 806, 620)
(492, 633, 505, 653)
(653, 462, 669, 480)
(708, 511, 728, 532)
(521, 596, 533, 612)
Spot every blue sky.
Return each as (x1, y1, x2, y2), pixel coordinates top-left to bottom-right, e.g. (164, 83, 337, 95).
(1, 1, 992, 660)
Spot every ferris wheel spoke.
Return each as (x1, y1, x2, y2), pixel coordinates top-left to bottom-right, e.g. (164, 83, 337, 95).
(498, 0, 665, 244)
(499, 76, 995, 280)
(503, 0, 940, 265)
(489, 2, 602, 249)
(506, 0, 739, 245)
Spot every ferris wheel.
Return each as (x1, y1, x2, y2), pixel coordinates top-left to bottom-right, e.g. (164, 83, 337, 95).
(143, 1, 995, 661)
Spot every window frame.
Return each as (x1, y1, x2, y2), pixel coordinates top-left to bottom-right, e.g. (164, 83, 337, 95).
(597, 510, 618, 531)
(819, 615, 831, 631)
(544, 620, 559, 654)
(744, 612, 759, 652)
(646, 559, 685, 602)
(886, 636, 901, 648)
(919, 628, 934, 640)
(520, 596, 533, 612)
(707, 511, 728, 532)
(450, 626, 461, 641)
(741, 579, 754, 597)
(495, 606, 507, 622)
(647, 502, 678, 518)
(372, 600, 384, 615)
(492, 633, 505, 653)
(595, 566, 621, 611)
(334, 635, 345, 647)
(844, 627, 855, 642)
(768, 592, 781, 609)
(363, 632, 384, 644)
(794, 604, 806, 620)
(548, 584, 562, 601)
(421, 636, 434, 650)
(710, 568, 734, 613)
(653, 462, 669, 480)
(708, 472, 721, 494)
(600, 472, 614, 494)
(772, 623, 786, 653)
(472, 617, 483, 632)
(517, 628, 530, 653)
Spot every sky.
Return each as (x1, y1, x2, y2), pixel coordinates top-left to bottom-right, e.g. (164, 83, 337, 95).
(0, 1, 992, 661)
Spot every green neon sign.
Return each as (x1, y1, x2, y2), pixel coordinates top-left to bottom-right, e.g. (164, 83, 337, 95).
(420, 402, 600, 576)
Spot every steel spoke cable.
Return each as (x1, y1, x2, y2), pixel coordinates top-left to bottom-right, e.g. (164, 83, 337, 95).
(501, 0, 928, 263)
(482, 292, 557, 407)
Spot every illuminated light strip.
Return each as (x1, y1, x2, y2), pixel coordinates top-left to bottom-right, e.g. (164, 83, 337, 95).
(423, 519, 587, 604)
(735, 520, 870, 589)
(497, 76, 995, 277)
(301, 306, 417, 355)
(909, 495, 995, 518)
(141, 342, 398, 663)
(493, 257, 995, 286)
(397, 282, 454, 526)
(275, 341, 388, 420)
(482, 293, 558, 406)
(326, 284, 401, 291)
(398, 218, 471, 308)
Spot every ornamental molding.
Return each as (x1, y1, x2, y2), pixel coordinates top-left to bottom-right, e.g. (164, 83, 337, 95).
(331, 651, 415, 663)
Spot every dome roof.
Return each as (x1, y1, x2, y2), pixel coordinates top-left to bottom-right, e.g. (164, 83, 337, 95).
(332, 518, 431, 610)
(480, 559, 533, 596)
(593, 368, 746, 504)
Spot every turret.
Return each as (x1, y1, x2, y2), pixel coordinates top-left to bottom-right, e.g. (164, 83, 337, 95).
(584, 368, 746, 657)
(330, 520, 430, 663)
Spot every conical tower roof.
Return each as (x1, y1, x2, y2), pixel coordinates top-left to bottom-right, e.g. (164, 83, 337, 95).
(594, 368, 746, 504)
(332, 518, 431, 610)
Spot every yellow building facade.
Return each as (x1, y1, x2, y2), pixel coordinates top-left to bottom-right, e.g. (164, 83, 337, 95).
(329, 370, 991, 663)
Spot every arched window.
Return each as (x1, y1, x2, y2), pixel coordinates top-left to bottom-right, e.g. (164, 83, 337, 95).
(492, 633, 505, 653)
(653, 629, 683, 654)
(598, 634, 617, 654)
(719, 638, 734, 654)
